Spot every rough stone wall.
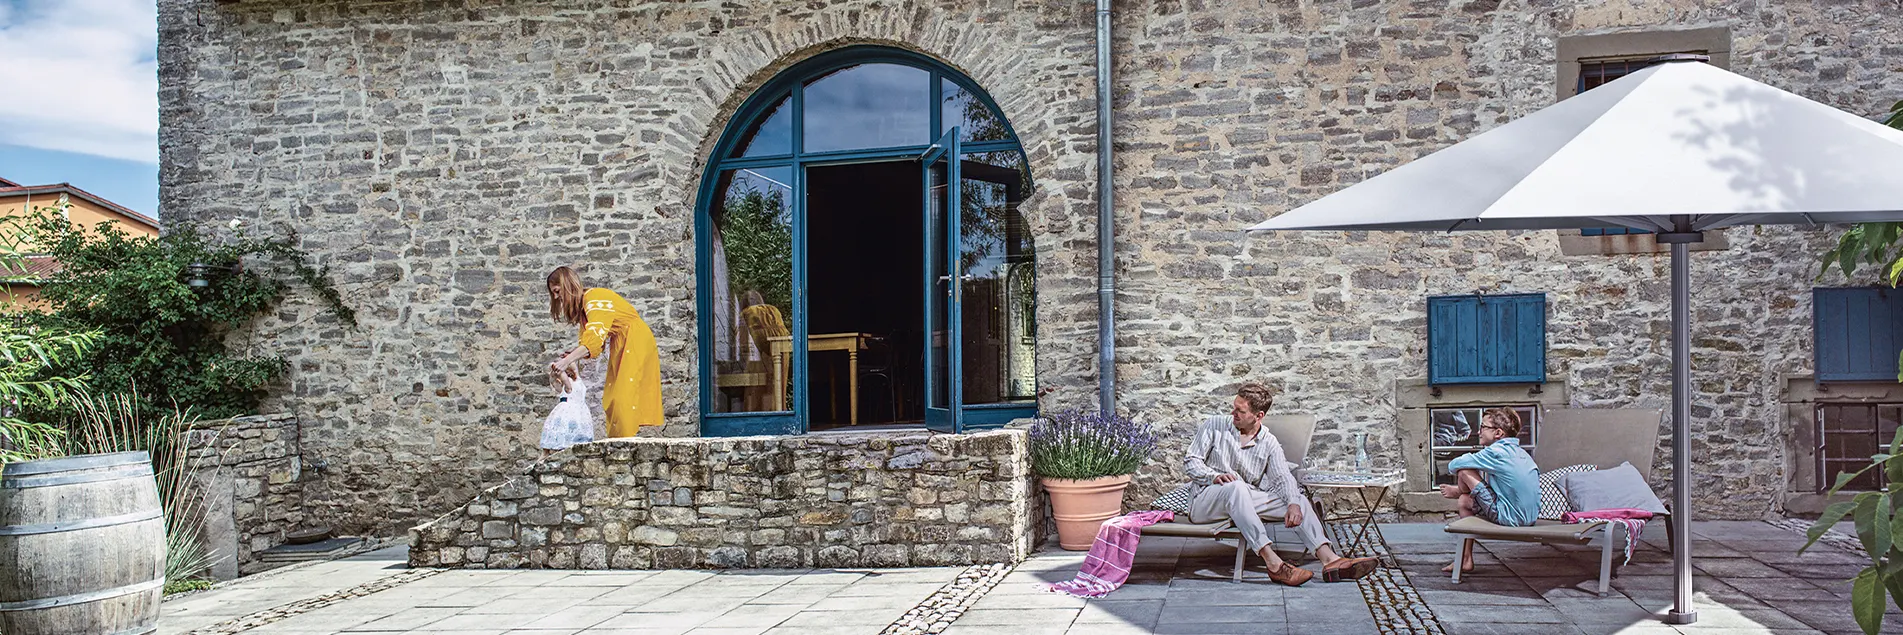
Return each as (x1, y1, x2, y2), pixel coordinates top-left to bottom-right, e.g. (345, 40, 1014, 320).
(1104, 0, 1903, 519)
(408, 430, 1036, 569)
(155, 0, 1903, 536)
(158, 0, 1099, 535)
(184, 413, 305, 578)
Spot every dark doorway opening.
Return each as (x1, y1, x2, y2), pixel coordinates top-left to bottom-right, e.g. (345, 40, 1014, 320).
(805, 161, 924, 430)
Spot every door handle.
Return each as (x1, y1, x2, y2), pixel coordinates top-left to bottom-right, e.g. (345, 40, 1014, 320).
(938, 274, 974, 282)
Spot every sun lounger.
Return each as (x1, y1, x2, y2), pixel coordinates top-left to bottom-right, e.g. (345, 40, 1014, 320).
(1443, 408, 1671, 596)
(1142, 414, 1316, 582)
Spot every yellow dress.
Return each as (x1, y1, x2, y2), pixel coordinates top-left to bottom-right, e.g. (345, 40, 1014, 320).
(579, 288, 663, 437)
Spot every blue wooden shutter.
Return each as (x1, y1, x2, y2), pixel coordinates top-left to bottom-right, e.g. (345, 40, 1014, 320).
(1814, 287, 1903, 382)
(1428, 293, 1547, 385)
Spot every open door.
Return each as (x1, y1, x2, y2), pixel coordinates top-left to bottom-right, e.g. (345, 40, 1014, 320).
(922, 129, 962, 433)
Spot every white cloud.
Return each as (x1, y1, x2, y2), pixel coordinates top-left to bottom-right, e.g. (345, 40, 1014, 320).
(0, 0, 157, 164)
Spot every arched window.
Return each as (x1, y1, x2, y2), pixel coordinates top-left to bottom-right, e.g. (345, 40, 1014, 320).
(695, 46, 1036, 436)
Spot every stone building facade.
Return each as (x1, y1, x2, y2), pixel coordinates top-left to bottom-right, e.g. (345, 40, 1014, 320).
(157, 0, 1903, 540)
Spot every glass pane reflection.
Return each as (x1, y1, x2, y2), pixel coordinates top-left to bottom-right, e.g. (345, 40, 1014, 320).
(737, 95, 792, 157)
(804, 64, 931, 153)
(944, 79, 1010, 143)
(958, 151, 1035, 404)
(709, 167, 795, 413)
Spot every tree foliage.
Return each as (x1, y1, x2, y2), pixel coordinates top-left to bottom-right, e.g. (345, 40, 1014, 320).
(1804, 428, 1903, 635)
(0, 208, 97, 463)
(719, 184, 793, 315)
(19, 207, 354, 421)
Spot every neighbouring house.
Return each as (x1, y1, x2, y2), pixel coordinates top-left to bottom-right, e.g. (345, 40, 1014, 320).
(156, 0, 1903, 570)
(0, 177, 162, 308)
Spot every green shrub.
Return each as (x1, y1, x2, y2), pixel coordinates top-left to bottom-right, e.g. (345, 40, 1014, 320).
(19, 208, 353, 421)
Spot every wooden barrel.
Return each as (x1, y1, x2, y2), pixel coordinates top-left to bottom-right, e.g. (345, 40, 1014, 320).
(0, 451, 164, 635)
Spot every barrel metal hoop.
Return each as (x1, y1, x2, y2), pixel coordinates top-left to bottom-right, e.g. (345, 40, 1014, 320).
(0, 464, 152, 489)
(0, 578, 164, 612)
(0, 452, 150, 477)
(0, 508, 163, 536)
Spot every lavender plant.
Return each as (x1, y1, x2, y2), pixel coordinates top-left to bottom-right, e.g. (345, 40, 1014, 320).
(1028, 409, 1159, 480)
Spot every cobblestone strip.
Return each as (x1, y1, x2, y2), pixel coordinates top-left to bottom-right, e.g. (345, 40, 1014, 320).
(1327, 521, 1447, 635)
(1767, 517, 1867, 555)
(181, 567, 443, 635)
(881, 562, 1013, 635)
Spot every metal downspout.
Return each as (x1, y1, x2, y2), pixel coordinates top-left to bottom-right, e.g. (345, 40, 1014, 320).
(1095, 0, 1116, 416)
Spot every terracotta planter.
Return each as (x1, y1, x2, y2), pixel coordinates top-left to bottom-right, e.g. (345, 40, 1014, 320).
(1041, 474, 1134, 550)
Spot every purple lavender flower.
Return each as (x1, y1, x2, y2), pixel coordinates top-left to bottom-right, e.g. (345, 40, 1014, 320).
(1028, 409, 1159, 479)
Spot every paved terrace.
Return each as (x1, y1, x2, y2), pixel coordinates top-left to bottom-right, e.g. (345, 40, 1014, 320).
(159, 520, 1899, 635)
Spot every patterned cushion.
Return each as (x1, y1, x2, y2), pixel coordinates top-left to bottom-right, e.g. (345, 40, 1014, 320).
(1539, 464, 1597, 520)
(1152, 482, 1194, 514)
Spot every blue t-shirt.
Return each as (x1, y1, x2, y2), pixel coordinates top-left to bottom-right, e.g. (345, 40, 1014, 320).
(1449, 437, 1540, 527)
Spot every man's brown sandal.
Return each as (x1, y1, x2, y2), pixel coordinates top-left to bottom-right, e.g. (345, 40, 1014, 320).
(1322, 557, 1379, 582)
(1267, 562, 1314, 587)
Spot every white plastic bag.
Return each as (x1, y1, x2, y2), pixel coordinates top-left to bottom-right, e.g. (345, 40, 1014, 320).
(540, 374, 595, 451)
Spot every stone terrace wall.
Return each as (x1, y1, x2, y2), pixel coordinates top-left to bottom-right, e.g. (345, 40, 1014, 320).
(184, 413, 306, 578)
(409, 430, 1036, 569)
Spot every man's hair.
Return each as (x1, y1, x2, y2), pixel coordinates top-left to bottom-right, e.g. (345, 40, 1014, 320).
(1484, 407, 1523, 439)
(1236, 383, 1276, 414)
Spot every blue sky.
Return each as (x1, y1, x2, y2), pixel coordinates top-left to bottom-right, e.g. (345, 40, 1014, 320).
(0, 0, 158, 217)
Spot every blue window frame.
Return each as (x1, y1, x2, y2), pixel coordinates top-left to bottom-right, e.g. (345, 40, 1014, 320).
(1813, 287, 1903, 383)
(1427, 293, 1547, 385)
(695, 46, 1037, 437)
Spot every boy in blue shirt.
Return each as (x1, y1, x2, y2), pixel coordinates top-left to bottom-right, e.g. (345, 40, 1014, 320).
(1440, 407, 1540, 573)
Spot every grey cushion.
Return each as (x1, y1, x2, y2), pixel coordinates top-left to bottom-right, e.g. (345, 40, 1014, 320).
(1538, 464, 1597, 520)
(1152, 483, 1193, 514)
(1562, 461, 1666, 515)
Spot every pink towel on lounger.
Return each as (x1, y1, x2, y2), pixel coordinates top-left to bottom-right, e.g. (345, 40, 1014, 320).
(1042, 510, 1174, 598)
(1563, 508, 1653, 565)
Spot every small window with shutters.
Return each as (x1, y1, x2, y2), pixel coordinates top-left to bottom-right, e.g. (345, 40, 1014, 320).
(1812, 287, 1903, 383)
(1427, 293, 1547, 385)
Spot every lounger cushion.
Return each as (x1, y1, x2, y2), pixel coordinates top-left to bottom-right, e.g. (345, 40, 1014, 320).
(1444, 516, 1602, 543)
(1151, 483, 1194, 514)
(1563, 462, 1668, 515)
(1538, 464, 1598, 520)
(1139, 518, 1232, 537)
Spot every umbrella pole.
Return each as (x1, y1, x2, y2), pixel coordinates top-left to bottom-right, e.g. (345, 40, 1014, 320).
(1663, 228, 1698, 625)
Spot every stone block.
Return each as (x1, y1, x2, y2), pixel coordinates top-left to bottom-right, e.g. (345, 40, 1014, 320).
(496, 479, 538, 500)
(521, 506, 563, 526)
(631, 526, 679, 546)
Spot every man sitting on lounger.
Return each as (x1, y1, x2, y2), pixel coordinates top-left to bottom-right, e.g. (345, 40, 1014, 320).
(1181, 382, 1379, 586)
(1440, 406, 1541, 573)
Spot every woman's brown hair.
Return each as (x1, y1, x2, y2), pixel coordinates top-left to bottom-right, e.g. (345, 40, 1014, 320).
(1483, 407, 1523, 439)
(547, 266, 587, 326)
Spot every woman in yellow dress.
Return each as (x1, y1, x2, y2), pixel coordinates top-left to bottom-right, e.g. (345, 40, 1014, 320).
(546, 266, 662, 437)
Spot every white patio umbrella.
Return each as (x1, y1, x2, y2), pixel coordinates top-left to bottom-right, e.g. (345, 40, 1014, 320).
(1247, 55, 1903, 624)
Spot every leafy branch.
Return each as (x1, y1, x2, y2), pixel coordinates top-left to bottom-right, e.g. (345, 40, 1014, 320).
(1803, 427, 1903, 635)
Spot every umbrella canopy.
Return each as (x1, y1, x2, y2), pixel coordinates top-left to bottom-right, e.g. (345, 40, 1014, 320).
(1248, 59, 1903, 234)
(1245, 57, 1903, 626)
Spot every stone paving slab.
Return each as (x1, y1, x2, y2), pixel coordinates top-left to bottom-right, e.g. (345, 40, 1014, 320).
(160, 519, 1903, 635)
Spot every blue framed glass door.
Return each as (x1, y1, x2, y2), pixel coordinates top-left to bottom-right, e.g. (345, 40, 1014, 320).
(922, 129, 962, 433)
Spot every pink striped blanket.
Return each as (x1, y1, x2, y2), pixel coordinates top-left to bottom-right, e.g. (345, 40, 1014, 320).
(1041, 510, 1175, 598)
(1562, 507, 1654, 565)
